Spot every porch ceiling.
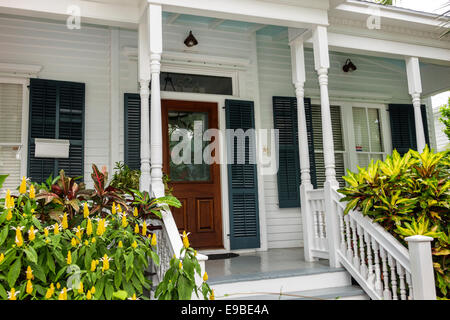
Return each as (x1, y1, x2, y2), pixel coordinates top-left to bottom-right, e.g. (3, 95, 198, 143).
(162, 11, 290, 40)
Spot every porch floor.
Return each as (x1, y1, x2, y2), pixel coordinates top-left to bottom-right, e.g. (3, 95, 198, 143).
(206, 248, 343, 285)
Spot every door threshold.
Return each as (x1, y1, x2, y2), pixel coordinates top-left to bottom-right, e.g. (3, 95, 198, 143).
(199, 248, 262, 256)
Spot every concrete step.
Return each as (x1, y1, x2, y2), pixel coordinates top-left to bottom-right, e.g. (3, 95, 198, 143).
(210, 269, 355, 300)
(220, 285, 369, 300)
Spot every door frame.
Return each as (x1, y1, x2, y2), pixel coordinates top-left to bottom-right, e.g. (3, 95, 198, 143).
(160, 91, 233, 252)
(161, 99, 223, 249)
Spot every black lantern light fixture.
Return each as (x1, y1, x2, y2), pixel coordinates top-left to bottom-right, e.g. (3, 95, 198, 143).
(342, 59, 357, 72)
(184, 31, 198, 47)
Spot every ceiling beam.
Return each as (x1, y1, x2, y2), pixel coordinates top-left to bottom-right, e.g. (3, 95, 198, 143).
(166, 12, 181, 24)
(208, 18, 226, 29)
(247, 23, 267, 34)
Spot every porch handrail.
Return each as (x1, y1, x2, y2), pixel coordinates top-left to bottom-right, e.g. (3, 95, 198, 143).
(328, 187, 436, 300)
(150, 198, 207, 291)
(302, 185, 436, 300)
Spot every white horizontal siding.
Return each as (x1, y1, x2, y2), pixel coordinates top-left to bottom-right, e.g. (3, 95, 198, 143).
(0, 16, 111, 188)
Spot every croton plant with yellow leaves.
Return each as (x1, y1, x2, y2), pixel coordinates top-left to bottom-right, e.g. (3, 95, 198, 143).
(0, 165, 210, 300)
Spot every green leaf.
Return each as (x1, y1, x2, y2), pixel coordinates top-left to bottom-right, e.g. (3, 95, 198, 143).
(150, 250, 160, 266)
(55, 266, 68, 282)
(113, 290, 128, 300)
(31, 263, 47, 283)
(105, 282, 114, 300)
(131, 275, 142, 293)
(94, 277, 105, 299)
(24, 246, 38, 264)
(47, 250, 56, 274)
(125, 252, 134, 271)
(114, 269, 122, 289)
(0, 175, 8, 189)
(0, 282, 7, 299)
(177, 275, 194, 300)
(7, 258, 21, 288)
(0, 227, 8, 246)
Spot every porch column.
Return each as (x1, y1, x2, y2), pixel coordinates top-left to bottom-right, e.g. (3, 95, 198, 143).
(289, 31, 314, 262)
(312, 25, 341, 268)
(312, 26, 337, 186)
(405, 57, 426, 153)
(148, 4, 165, 197)
(138, 8, 151, 192)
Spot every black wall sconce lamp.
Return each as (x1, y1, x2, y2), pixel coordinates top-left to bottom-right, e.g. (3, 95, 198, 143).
(184, 31, 198, 47)
(343, 59, 357, 72)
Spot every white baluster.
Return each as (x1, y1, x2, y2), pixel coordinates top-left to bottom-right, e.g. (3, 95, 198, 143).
(406, 272, 414, 300)
(371, 239, 383, 297)
(344, 215, 353, 261)
(311, 201, 319, 249)
(379, 247, 392, 300)
(397, 261, 407, 300)
(317, 202, 325, 243)
(364, 229, 375, 288)
(357, 224, 367, 279)
(388, 253, 398, 300)
(338, 207, 346, 253)
(350, 218, 360, 270)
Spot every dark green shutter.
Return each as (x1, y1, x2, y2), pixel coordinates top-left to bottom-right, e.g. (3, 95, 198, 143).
(124, 93, 151, 171)
(388, 104, 430, 155)
(28, 79, 85, 183)
(225, 99, 260, 250)
(272, 96, 317, 208)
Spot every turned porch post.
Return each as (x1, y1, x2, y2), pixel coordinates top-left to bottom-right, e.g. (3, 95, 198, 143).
(405, 57, 426, 153)
(288, 31, 315, 262)
(138, 8, 151, 192)
(148, 4, 165, 197)
(312, 25, 341, 268)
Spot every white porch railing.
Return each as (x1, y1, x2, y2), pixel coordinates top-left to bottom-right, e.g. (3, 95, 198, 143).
(303, 186, 437, 300)
(149, 207, 207, 292)
(305, 188, 328, 259)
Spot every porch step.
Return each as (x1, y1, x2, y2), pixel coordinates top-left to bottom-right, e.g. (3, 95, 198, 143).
(209, 268, 363, 300)
(220, 285, 369, 300)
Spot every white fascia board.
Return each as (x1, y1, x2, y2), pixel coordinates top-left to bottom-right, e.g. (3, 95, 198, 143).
(334, 1, 448, 30)
(0, 0, 140, 28)
(306, 32, 450, 66)
(148, 0, 329, 28)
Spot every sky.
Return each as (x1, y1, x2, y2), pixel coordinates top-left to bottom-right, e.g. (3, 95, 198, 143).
(393, 0, 449, 14)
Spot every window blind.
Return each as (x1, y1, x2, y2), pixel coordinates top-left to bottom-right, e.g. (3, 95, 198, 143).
(0, 83, 23, 195)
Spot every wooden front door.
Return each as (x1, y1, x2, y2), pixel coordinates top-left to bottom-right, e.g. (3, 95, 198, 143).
(162, 100, 223, 249)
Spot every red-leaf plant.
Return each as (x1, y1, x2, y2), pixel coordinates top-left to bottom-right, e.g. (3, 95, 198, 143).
(88, 164, 128, 217)
(35, 169, 87, 223)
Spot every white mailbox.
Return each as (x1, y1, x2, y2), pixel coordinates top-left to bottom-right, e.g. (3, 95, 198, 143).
(34, 138, 70, 158)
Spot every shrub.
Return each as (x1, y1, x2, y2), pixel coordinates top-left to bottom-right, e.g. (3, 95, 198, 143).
(110, 162, 140, 193)
(439, 97, 450, 142)
(0, 166, 211, 300)
(338, 146, 449, 299)
(155, 231, 212, 300)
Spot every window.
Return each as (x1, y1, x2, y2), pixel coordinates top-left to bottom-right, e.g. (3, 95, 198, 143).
(28, 79, 85, 183)
(352, 106, 385, 168)
(0, 83, 23, 195)
(311, 105, 346, 187)
(160, 72, 233, 95)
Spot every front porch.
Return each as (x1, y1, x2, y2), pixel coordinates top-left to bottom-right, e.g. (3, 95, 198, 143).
(205, 248, 367, 300)
(0, 0, 448, 300)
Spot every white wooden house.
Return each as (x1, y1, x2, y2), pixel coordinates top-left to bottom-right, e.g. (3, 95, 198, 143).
(0, 0, 448, 300)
